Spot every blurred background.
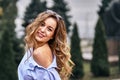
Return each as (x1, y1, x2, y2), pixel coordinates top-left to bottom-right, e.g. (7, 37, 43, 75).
(0, 0, 120, 80)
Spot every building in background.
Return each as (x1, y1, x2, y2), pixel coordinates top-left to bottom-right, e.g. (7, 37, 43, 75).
(103, 0, 120, 58)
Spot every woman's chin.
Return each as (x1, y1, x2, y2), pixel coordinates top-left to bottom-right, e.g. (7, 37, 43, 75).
(35, 36, 43, 42)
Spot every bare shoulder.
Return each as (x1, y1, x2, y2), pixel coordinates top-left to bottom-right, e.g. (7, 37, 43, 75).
(33, 44, 53, 68)
(33, 44, 51, 55)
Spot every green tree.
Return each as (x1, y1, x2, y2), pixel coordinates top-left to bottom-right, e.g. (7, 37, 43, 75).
(70, 23, 84, 79)
(98, 0, 111, 17)
(2, 0, 23, 65)
(0, 0, 19, 79)
(51, 0, 71, 33)
(0, 0, 12, 32)
(98, 0, 113, 37)
(22, 0, 47, 27)
(0, 28, 17, 80)
(91, 17, 110, 77)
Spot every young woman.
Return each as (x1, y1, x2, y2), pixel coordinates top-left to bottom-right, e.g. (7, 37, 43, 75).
(18, 10, 74, 80)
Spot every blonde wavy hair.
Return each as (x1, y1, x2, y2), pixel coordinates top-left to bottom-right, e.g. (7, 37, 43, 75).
(24, 10, 74, 80)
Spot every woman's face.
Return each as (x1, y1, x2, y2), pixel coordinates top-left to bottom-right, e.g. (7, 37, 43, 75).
(34, 17, 57, 44)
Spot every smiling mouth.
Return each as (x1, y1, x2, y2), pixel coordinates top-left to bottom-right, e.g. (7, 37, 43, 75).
(38, 32, 45, 38)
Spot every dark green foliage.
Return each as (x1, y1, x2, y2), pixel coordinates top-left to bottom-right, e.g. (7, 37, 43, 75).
(0, 0, 12, 10)
(98, 0, 111, 17)
(22, 0, 47, 27)
(91, 18, 110, 77)
(70, 23, 84, 79)
(51, 0, 71, 33)
(0, 28, 17, 80)
(1, 0, 23, 66)
(0, 0, 21, 79)
(0, 0, 17, 32)
(13, 38, 24, 65)
(98, 0, 115, 38)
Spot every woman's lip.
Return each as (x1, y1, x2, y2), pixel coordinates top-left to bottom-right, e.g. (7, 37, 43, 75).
(38, 32, 45, 38)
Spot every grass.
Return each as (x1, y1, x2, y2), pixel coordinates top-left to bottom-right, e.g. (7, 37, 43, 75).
(71, 61, 120, 80)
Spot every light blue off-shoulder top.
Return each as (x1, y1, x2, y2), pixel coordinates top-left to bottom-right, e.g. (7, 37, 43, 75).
(18, 48, 61, 80)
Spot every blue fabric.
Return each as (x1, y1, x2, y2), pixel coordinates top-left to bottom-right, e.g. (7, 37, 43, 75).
(18, 48, 61, 80)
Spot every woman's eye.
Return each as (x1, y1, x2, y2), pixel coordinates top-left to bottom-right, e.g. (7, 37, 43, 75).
(48, 28, 53, 31)
(40, 22, 45, 26)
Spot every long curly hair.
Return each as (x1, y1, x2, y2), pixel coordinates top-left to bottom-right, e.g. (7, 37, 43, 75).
(24, 10, 74, 80)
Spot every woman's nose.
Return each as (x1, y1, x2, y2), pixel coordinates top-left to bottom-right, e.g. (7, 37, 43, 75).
(41, 27, 46, 32)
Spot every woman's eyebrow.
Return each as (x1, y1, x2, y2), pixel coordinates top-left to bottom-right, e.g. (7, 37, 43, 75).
(41, 21, 45, 24)
(48, 26, 55, 30)
(44, 21, 55, 30)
